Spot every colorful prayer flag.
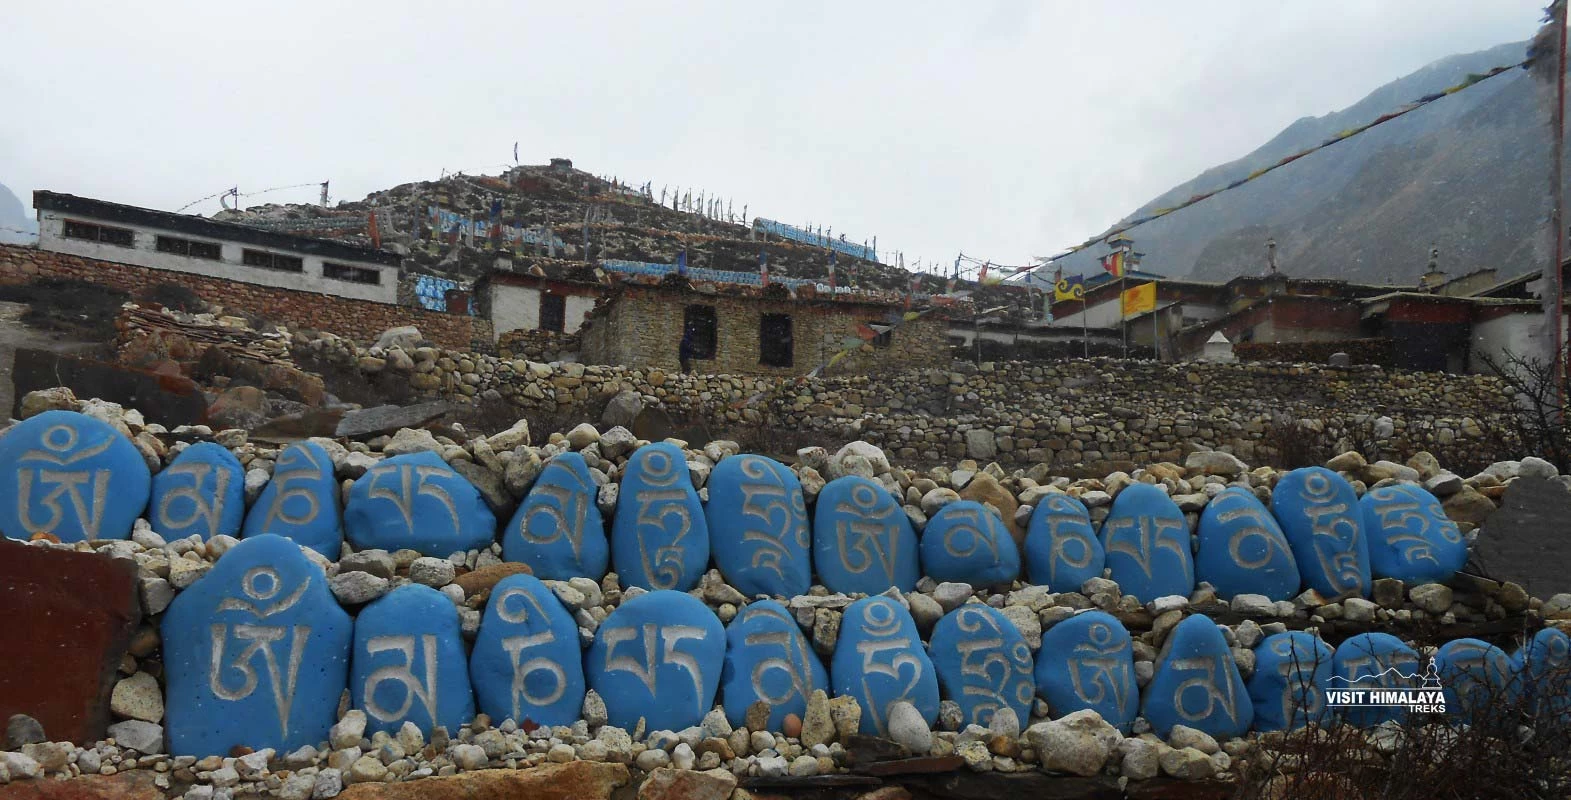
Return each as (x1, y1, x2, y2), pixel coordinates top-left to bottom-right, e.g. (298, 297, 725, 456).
(1054, 274, 1086, 302)
(759, 252, 770, 287)
(1120, 282, 1157, 317)
(1101, 250, 1126, 278)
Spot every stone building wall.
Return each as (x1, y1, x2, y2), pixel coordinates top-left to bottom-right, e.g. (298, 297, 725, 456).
(0, 244, 491, 350)
(580, 285, 947, 376)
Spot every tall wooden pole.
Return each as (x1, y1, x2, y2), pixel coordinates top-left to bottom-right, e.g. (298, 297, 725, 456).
(1554, 0, 1568, 408)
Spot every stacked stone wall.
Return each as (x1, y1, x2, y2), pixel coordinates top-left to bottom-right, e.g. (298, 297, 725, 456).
(0, 244, 490, 351)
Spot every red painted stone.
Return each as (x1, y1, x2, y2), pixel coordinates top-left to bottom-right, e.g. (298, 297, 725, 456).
(0, 538, 141, 744)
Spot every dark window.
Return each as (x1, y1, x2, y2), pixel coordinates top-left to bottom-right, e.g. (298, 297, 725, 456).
(683, 304, 717, 360)
(538, 292, 566, 332)
(760, 314, 793, 367)
(872, 327, 893, 348)
(242, 249, 304, 273)
(156, 235, 221, 260)
(323, 262, 382, 284)
(63, 219, 133, 247)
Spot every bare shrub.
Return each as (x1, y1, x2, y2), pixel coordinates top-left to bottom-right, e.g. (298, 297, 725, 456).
(1477, 348, 1569, 471)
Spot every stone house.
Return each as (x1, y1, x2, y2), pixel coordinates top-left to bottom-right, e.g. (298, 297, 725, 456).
(580, 280, 949, 376)
(478, 260, 604, 340)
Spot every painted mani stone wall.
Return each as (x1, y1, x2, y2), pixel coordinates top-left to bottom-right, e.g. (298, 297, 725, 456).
(0, 409, 1554, 759)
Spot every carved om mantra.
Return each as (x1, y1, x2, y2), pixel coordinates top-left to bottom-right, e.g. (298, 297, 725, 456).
(1068, 621, 1132, 716)
(157, 463, 231, 537)
(1298, 472, 1364, 594)
(1104, 515, 1187, 579)
(1270, 637, 1324, 724)
(493, 587, 568, 716)
(1367, 486, 1461, 566)
(741, 605, 814, 708)
(940, 508, 999, 562)
(1042, 496, 1096, 586)
(602, 622, 707, 715)
(633, 450, 692, 589)
(1211, 495, 1289, 570)
(737, 457, 809, 579)
(856, 601, 922, 735)
(363, 634, 440, 724)
(952, 607, 1032, 726)
(366, 464, 461, 536)
(17, 423, 115, 537)
(835, 483, 900, 579)
(209, 567, 310, 737)
(263, 446, 328, 531)
(1170, 654, 1240, 724)
(519, 480, 589, 560)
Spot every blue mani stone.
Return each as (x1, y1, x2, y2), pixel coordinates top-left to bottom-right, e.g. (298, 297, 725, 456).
(1033, 610, 1138, 732)
(351, 584, 475, 737)
(0, 410, 150, 542)
(502, 453, 607, 581)
(1359, 484, 1466, 584)
(162, 534, 351, 757)
(1098, 484, 1193, 602)
(151, 442, 244, 540)
(1024, 494, 1104, 591)
(242, 442, 342, 559)
(1271, 467, 1370, 599)
(707, 455, 811, 598)
(929, 605, 1034, 729)
(344, 451, 497, 558)
(813, 476, 920, 595)
(611, 443, 709, 591)
(719, 599, 827, 730)
(1247, 632, 1333, 732)
(1142, 614, 1253, 739)
(585, 589, 725, 732)
(920, 502, 1020, 588)
(1513, 628, 1571, 720)
(1330, 633, 1422, 727)
(1196, 487, 1300, 601)
(1435, 638, 1514, 721)
(468, 574, 584, 727)
(831, 596, 939, 736)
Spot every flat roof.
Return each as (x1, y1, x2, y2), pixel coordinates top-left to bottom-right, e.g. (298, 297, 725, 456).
(34, 191, 402, 267)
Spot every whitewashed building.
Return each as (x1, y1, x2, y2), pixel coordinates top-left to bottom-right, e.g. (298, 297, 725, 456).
(33, 191, 401, 303)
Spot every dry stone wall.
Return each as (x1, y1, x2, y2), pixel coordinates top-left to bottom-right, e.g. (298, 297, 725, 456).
(304, 324, 1516, 470)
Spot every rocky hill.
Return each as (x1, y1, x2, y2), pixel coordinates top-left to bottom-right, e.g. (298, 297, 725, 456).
(216, 164, 1036, 320)
(1050, 40, 1560, 285)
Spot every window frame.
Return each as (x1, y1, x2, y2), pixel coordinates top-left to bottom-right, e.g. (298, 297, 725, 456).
(155, 235, 222, 261)
(322, 262, 382, 285)
(538, 292, 567, 332)
(63, 219, 134, 247)
(683, 304, 717, 360)
(241, 248, 305, 273)
(759, 312, 794, 367)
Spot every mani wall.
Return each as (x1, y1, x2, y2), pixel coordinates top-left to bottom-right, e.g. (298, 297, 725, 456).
(0, 244, 490, 351)
(1, 394, 1566, 797)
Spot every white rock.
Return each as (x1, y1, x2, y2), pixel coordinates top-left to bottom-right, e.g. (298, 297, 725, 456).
(107, 720, 164, 754)
(885, 701, 932, 754)
(408, 557, 456, 587)
(1167, 724, 1219, 755)
(111, 672, 164, 723)
(330, 572, 389, 605)
(329, 711, 366, 750)
(1024, 709, 1119, 777)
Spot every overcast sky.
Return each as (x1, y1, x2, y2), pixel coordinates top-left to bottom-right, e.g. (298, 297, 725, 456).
(0, 1, 1550, 271)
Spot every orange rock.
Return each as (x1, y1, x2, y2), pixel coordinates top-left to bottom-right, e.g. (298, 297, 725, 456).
(29, 532, 60, 543)
(338, 761, 629, 800)
(959, 472, 1022, 552)
(0, 768, 161, 800)
(782, 713, 803, 738)
(454, 562, 534, 600)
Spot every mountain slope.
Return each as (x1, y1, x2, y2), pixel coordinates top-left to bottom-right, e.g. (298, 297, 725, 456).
(1050, 40, 1555, 284)
(0, 182, 36, 245)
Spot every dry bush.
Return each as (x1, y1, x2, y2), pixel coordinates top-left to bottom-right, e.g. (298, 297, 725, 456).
(1235, 638, 1571, 800)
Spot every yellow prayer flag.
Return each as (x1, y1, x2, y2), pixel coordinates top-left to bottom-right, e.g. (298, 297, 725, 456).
(1120, 282, 1157, 317)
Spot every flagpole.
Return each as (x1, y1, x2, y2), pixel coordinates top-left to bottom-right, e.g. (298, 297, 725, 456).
(1120, 271, 1128, 359)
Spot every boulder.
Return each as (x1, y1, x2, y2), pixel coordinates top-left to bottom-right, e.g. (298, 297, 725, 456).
(374, 326, 424, 351)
